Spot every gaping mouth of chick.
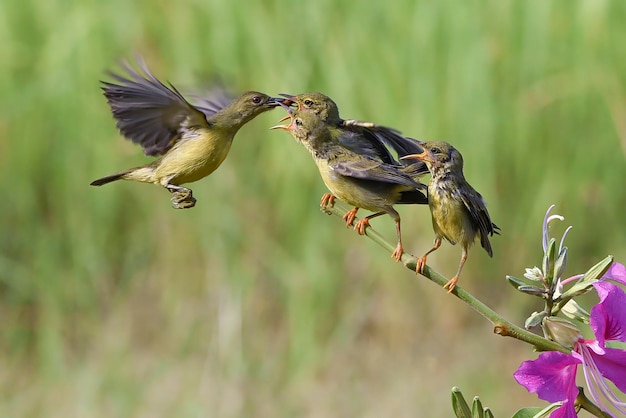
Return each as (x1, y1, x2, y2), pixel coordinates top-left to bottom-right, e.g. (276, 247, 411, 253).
(269, 102, 295, 130)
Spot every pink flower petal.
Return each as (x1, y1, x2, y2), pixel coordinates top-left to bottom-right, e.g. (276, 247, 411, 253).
(588, 346, 626, 393)
(591, 282, 626, 345)
(514, 352, 581, 403)
(603, 262, 626, 286)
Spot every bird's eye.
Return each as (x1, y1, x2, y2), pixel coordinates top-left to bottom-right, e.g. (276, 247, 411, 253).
(251, 96, 262, 104)
(295, 118, 303, 126)
(304, 99, 313, 107)
(430, 147, 441, 154)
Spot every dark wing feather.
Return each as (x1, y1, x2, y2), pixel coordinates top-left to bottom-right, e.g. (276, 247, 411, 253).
(459, 184, 500, 256)
(341, 120, 429, 174)
(101, 59, 210, 156)
(187, 84, 235, 120)
(329, 153, 426, 190)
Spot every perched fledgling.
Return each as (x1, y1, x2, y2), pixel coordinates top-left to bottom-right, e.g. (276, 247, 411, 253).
(272, 107, 428, 262)
(91, 59, 282, 209)
(279, 92, 428, 227)
(402, 141, 500, 292)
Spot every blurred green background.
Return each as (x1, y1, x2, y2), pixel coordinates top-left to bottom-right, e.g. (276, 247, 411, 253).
(2, 0, 625, 416)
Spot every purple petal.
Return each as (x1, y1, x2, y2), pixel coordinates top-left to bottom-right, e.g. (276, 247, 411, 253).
(591, 282, 626, 345)
(514, 351, 580, 403)
(549, 401, 579, 418)
(588, 346, 626, 393)
(603, 262, 626, 286)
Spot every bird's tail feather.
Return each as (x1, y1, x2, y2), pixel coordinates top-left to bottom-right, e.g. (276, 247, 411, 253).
(90, 171, 129, 186)
(90, 166, 155, 186)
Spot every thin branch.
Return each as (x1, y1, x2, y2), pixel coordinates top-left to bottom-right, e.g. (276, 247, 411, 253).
(323, 203, 569, 354)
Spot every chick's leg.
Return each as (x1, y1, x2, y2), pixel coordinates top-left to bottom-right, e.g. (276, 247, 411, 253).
(320, 193, 336, 211)
(444, 246, 468, 293)
(390, 215, 405, 263)
(342, 208, 359, 227)
(353, 211, 385, 235)
(416, 237, 442, 274)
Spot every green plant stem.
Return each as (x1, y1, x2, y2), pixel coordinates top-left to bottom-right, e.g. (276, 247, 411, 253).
(324, 204, 569, 354)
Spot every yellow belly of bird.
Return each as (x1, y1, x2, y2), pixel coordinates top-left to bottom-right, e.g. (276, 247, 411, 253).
(155, 132, 234, 186)
(315, 158, 397, 212)
(429, 186, 477, 247)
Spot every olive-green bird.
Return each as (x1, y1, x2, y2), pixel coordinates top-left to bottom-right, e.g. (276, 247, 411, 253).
(90, 60, 282, 209)
(401, 141, 500, 292)
(271, 106, 428, 262)
(279, 92, 429, 227)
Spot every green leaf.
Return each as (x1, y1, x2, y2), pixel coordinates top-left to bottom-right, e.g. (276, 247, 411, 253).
(506, 275, 528, 289)
(472, 397, 484, 418)
(484, 408, 494, 418)
(518, 285, 547, 297)
(451, 387, 472, 418)
(512, 403, 561, 418)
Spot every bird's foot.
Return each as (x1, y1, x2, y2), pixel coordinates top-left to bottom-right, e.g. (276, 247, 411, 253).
(391, 243, 403, 263)
(415, 255, 428, 274)
(353, 218, 370, 235)
(171, 189, 197, 209)
(320, 193, 335, 208)
(342, 208, 359, 227)
(443, 276, 459, 293)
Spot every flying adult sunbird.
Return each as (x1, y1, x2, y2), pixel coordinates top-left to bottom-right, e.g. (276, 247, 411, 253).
(278, 92, 429, 227)
(271, 107, 428, 262)
(401, 141, 500, 292)
(90, 60, 282, 209)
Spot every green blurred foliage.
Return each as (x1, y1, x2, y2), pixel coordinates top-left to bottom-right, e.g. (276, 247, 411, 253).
(1, 0, 625, 416)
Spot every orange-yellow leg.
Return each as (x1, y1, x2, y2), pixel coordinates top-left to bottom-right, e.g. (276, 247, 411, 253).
(342, 207, 359, 227)
(390, 216, 404, 262)
(443, 246, 468, 293)
(320, 193, 336, 209)
(353, 211, 385, 235)
(416, 237, 442, 274)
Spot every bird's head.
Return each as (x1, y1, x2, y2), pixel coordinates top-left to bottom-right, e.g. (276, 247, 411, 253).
(227, 91, 286, 124)
(270, 106, 331, 153)
(279, 92, 341, 123)
(400, 141, 463, 174)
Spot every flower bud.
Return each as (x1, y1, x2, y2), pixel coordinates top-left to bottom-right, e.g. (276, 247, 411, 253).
(542, 316, 581, 348)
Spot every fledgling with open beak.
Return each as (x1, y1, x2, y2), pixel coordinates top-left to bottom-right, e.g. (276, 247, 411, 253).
(401, 141, 500, 292)
(271, 106, 428, 262)
(278, 92, 429, 228)
(90, 58, 283, 209)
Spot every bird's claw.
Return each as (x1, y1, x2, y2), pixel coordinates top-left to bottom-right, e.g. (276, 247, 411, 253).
(443, 276, 458, 293)
(171, 189, 196, 209)
(415, 256, 428, 274)
(342, 208, 358, 227)
(320, 193, 335, 214)
(354, 218, 370, 235)
(391, 243, 403, 263)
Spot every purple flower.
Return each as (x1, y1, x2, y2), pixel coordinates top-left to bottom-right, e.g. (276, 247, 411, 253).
(602, 262, 626, 287)
(514, 281, 626, 417)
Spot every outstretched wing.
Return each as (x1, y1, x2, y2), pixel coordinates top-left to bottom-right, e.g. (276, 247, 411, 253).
(101, 58, 213, 156)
